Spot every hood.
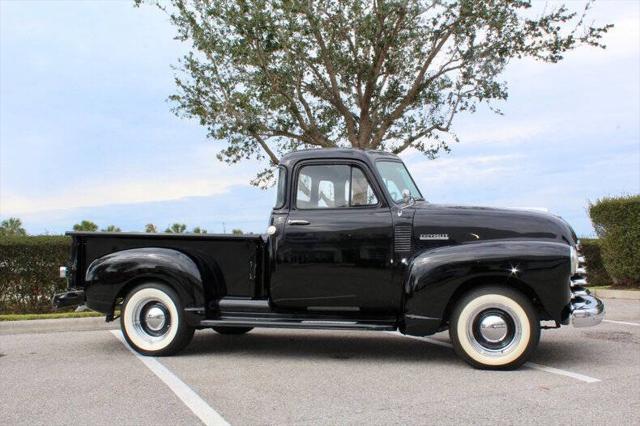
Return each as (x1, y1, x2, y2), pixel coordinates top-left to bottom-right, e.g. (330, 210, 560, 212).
(410, 202, 577, 249)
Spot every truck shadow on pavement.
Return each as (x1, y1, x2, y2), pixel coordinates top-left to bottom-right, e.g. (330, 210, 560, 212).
(177, 330, 461, 365)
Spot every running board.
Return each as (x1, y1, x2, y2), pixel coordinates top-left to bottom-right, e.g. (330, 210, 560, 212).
(200, 317, 396, 331)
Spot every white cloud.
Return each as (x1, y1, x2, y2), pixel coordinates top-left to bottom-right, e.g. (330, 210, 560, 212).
(0, 171, 249, 215)
(405, 153, 522, 187)
(455, 120, 548, 145)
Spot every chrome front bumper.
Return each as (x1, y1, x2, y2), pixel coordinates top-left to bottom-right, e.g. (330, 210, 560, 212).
(570, 292, 605, 327)
(569, 248, 604, 327)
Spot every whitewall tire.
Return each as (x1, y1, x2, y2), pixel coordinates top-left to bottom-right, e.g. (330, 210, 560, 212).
(121, 283, 194, 356)
(449, 286, 539, 370)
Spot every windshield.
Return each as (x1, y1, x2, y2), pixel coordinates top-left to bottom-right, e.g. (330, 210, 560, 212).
(375, 160, 423, 203)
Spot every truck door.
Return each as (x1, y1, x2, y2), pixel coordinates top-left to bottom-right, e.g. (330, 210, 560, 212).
(271, 161, 397, 312)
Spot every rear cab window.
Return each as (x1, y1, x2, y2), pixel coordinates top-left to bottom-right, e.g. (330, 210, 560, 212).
(274, 166, 286, 209)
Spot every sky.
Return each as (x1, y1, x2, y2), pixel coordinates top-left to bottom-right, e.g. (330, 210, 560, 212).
(1, 0, 639, 237)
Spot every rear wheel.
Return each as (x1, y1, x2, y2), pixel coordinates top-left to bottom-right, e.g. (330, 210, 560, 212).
(212, 326, 253, 335)
(121, 282, 194, 356)
(449, 286, 539, 370)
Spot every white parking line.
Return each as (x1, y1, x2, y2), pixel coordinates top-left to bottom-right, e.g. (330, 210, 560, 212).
(603, 319, 640, 327)
(110, 330, 229, 426)
(384, 331, 601, 383)
(524, 362, 600, 383)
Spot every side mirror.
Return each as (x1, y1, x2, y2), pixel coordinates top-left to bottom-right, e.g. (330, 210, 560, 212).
(401, 189, 415, 206)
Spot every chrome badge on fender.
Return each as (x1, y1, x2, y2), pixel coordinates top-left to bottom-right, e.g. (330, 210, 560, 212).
(419, 233, 449, 241)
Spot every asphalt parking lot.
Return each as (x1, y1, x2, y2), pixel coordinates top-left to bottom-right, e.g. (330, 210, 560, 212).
(1, 298, 639, 426)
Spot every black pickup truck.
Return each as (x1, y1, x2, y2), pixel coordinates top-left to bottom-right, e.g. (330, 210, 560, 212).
(54, 149, 604, 369)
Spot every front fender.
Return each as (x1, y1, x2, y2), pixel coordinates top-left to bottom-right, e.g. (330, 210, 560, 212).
(403, 240, 572, 336)
(84, 248, 205, 319)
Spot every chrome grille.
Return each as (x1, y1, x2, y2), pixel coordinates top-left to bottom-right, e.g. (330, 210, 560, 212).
(571, 245, 588, 288)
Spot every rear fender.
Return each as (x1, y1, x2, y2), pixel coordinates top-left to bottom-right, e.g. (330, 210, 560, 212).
(402, 240, 572, 336)
(84, 248, 206, 324)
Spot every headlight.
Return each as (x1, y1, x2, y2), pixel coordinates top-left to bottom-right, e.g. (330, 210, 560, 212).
(569, 246, 578, 275)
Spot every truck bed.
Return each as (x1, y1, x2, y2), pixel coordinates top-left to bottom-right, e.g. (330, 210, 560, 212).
(67, 231, 267, 299)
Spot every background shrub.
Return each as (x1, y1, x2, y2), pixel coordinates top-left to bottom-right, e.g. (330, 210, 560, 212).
(0, 236, 71, 314)
(589, 195, 640, 288)
(579, 238, 612, 287)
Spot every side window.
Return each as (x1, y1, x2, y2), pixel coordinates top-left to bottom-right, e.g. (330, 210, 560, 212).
(297, 173, 312, 205)
(317, 180, 336, 207)
(296, 165, 350, 209)
(351, 168, 378, 206)
(296, 164, 379, 209)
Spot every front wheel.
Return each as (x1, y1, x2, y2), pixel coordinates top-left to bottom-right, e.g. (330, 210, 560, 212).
(449, 286, 540, 370)
(121, 282, 194, 356)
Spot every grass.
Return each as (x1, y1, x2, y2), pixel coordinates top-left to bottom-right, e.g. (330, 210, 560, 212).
(0, 311, 102, 321)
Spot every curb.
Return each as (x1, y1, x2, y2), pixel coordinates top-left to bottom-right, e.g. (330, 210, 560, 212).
(592, 288, 640, 300)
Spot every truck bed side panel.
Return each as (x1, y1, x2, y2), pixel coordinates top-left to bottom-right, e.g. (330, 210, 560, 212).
(71, 232, 265, 302)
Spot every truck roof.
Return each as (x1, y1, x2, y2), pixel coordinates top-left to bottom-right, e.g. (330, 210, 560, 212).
(279, 148, 400, 168)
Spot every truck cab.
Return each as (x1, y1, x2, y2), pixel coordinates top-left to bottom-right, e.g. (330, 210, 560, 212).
(54, 148, 604, 369)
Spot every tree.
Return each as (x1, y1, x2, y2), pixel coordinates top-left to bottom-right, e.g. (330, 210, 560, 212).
(73, 220, 98, 232)
(165, 223, 187, 233)
(101, 225, 122, 232)
(145, 223, 158, 233)
(231, 229, 243, 235)
(137, 0, 611, 186)
(192, 227, 208, 234)
(0, 217, 27, 236)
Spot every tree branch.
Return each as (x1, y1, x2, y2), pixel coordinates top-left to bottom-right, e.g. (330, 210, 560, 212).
(392, 89, 462, 154)
(303, 6, 359, 146)
(359, 5, 406, 147)
(371, 25, 455, 147)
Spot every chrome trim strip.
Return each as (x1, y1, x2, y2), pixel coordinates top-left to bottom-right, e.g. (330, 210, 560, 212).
(405, 314, 440, 321)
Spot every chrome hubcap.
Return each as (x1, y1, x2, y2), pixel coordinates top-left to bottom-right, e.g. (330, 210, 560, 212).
(479, 315, 508, 343)
(145, 306, 166, 331)
(131, 298, 172, 341)
(467, 305, 521, 357)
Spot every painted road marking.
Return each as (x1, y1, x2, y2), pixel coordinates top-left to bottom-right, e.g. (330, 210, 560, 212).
(384, 331, 601, 384)
(524, 362, 600, 383)
(603, 319, 640, 327)
(110, 330, 229, 426)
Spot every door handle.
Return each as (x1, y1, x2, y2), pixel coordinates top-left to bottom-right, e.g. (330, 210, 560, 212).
(287, 219, 310, 225)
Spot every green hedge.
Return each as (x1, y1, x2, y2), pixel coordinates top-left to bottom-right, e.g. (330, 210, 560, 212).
(579, 238, 611, 287)
(589, 195, 640, 288)
(0, 236, 71, 314)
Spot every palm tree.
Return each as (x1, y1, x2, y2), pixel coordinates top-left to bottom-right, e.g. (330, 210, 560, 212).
(144, 223, 158, 233)
(165, 223, 187, 233)
(0, 217, 27, 236)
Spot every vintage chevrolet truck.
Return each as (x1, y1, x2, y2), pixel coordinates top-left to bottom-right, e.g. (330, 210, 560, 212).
(54, 149, 604, 369)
